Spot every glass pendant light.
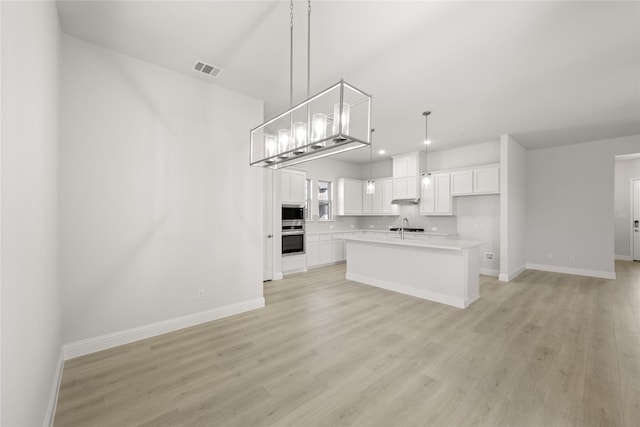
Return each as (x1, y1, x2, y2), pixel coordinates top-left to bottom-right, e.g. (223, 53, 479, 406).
(249, 1, 371, 169)
(366, 128, 376, 194)
(421, 111, 432, 187)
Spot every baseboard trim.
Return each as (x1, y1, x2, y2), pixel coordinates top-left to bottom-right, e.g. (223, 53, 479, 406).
(346, 272, 470, 309)
(479, 268, 499, 277)
(63, 297, 265, 360)
(498, 265, 526, 282)
(525, 263, 616, 280)
(615, 255, 633, 261)
(273, 272, 284, 280)
(45, 347, 65, 426)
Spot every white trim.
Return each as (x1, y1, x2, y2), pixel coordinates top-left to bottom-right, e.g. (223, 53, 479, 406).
(525, 263, 616, 280)
(44, 347, 64, 426)
(63, 298, 265, 360)
(479, 268, 499, 277)
(346, 272, 477, 309)
(273, 272, 284, 280)
(616, 255, 633, 261)
(498, 264, 526, 282)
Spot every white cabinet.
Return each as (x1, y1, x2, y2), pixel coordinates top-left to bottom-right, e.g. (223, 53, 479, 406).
(280, 169, 306, 205)
(337, 178, 396, 216)
(393, 177, 419, 199)
(393, 152, 419, 178)
(420, 173, 452, 216)
(392, 152, 423, 200)
(473, 166, 500, 194)
(381, 178, 395, 214)
(450, 165, 499, 196)
(306, 233, 346, 268)
(336, 178, 363, 215)
(451, 170, 473, 195)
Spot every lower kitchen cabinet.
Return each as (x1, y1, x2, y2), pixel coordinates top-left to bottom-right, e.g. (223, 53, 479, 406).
(306, 233, 346, 268)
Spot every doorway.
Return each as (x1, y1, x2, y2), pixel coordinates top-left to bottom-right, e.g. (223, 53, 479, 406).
(263, 169, 274, 281)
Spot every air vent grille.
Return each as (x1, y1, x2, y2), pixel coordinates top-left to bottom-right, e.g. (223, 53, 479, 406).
(193, 61, 223, 78)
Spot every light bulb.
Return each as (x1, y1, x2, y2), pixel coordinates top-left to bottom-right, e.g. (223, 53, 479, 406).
(264, 134, 277, 159)
(422, 173, 432, 187)
(332, 102, 351, 136)
(366, 180, 376, 194)
(311, 113, 327, 147)
(378, 149, 386, 155)
(278, 129, 290, 158)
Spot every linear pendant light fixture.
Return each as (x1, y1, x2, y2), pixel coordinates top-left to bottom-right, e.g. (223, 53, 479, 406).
(250, 1, 372, 169)
(421, 111, 432, 187)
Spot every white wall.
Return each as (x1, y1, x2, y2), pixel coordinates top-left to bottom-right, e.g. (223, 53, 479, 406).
(60, 36, 264, 347)
(499, 134, 527, 281)
(1, 2, 63, 426)
(614, 157, 640, 259)
(457, 195, 501, 275)
(526, 135, 640, 279)
(428, 140, 500, 171)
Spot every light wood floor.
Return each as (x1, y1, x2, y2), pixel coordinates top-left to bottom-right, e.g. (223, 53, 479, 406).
(55, 262, 640, 426)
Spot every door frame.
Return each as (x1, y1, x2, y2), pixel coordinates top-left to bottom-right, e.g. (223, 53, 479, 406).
(630, 178, 640, 261)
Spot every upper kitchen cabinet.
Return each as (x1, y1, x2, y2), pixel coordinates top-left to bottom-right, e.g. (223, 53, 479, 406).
(280, 169, 306, 205)
(451, 164, 500, 196)
(420, 172, 452, 216)
(364, 178, 396, 215)
(336, 178, 363, 215)
(392, 152, 425, 200)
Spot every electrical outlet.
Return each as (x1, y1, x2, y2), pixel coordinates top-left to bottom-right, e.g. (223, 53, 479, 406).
(485, 252, 495, 260)
(431, 227, 438, 231)
(197, 288, 205, 300)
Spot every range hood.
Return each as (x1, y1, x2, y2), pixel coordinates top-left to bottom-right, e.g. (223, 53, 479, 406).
(391, 198, 420, 205)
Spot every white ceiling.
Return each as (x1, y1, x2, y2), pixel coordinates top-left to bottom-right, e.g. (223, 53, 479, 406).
(57, 1, 640, 164)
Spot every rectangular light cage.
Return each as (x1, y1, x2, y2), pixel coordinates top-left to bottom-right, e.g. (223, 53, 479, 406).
(250, 80, 372, 169)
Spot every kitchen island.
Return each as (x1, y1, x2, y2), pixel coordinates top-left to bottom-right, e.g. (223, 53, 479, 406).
(344, 234, 483, 308)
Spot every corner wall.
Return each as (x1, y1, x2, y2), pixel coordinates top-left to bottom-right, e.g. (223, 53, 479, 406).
(499, 134, 527, 281)
(526, 135, 640, 279)
(1, 2, 63, 425)
(60, 36, 264, 354)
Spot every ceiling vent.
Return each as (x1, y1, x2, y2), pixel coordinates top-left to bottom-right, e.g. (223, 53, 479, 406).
(193, 61, 223, 78)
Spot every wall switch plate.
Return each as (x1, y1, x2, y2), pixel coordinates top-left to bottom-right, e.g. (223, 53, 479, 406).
(485, 252, 495, 260)
(431, 227, 438, 231)
(197, 288, 205, 300)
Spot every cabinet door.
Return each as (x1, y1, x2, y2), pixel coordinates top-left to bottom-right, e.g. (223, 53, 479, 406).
(393, 153, 419, 178)
(306, 242, 320, 267)
(344, 180, 363, 214)
(332, 240, 345, 262)
(290, 171, 306, 203)
(319, 241, 333, 264)
(394, 177, 418, 199)
(371, 181, 384, 214)
(451, 170, 473, 195)
(473, 166, 500, 194)
(420, 180, 435, 214)
(381, 179, 395, 214)
(434, 173, 451, 214)
(280, 170, 291, 202)
(362, 182, 373, 214)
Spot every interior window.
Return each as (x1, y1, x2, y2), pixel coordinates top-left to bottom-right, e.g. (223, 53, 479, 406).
(318, 180, 332, 220)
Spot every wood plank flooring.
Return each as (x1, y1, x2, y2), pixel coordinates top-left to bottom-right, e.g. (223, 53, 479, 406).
(55, 261, 640, 426)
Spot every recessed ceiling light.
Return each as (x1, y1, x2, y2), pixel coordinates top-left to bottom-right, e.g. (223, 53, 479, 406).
(378, 149, 386, 155)
(423, 139, 432, 145)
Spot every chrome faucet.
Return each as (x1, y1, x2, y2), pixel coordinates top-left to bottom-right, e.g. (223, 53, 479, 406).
(400, 217, 409, 240)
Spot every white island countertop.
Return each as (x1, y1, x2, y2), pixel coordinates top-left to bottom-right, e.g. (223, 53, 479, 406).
(343, 234, 482, 251)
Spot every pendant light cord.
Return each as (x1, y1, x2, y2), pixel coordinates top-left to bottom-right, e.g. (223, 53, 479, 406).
(423, 111, 431, 176)
(289, 0, 294, 108)
(307, 0, 311, 99)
